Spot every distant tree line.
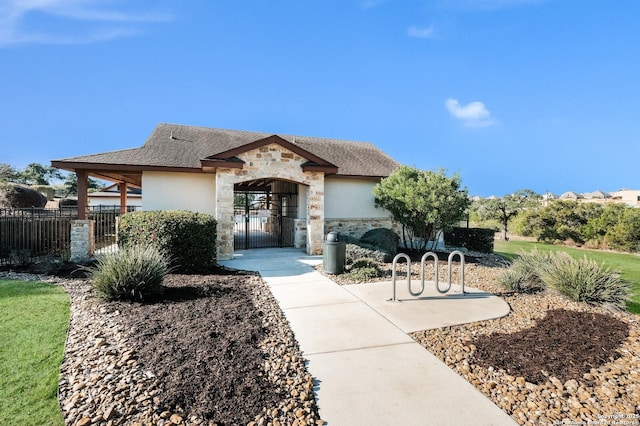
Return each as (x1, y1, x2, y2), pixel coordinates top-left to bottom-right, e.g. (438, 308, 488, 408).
(0, 162, 101, 196)
(518, 201, 640, 252)
(471, 192, 640, 253)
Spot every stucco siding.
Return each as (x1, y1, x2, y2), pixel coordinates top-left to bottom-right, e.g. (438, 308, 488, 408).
(142, 171, 216, 215)
(324, 178, 389, 219)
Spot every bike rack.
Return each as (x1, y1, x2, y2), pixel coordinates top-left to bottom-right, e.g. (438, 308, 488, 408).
(389, 250, 466, 302)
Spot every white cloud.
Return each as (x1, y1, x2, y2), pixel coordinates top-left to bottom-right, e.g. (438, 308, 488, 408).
(0, 0, 171, 47)
(407, 25, 435, 38)
(445, 98, 494, 127)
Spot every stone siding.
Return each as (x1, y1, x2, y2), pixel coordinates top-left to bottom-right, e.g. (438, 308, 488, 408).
(215, 143, 324, 259)
(324, 217, 399, 240)
(70, 220, 95, 263)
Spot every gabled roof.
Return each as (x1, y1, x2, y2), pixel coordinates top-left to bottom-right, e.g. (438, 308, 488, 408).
(560, 191, 583, 199)
(52, 123, 399, 186)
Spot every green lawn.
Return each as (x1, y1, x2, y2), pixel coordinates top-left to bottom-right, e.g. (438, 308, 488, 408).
(494, 240, 640, 314)
(0, 279, 70, 426)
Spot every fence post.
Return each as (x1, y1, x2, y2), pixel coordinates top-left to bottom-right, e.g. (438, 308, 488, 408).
(70, 220, 95, 263)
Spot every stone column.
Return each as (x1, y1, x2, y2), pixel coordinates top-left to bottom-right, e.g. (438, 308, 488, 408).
(215, 170, 235, 260)
(306, 173, 325, 255)
(70, 220, 95, 263)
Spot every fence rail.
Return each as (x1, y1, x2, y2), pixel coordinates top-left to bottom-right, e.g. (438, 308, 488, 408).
(0, 206, 136, 266)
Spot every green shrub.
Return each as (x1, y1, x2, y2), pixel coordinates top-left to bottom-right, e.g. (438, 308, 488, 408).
(118, 210, 217, 273)
(345, 243, 389, 264)
(360, 228, 399, 257)
(444, 227, 495, 253)
(498, 250, 550, 293)
(347, 267, 380, 282)
(90, 244, 169, 301)
(350, 257, 381, 270)
(538, 253, 631, 310)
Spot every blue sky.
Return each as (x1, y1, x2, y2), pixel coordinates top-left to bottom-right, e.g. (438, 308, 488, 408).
(1, 0, 638, 197)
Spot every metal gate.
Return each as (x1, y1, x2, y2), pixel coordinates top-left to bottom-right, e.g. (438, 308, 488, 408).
(233, 190, 297, 249)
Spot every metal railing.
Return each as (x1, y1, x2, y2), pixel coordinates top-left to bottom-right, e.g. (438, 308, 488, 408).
(0, 206, 137, 265)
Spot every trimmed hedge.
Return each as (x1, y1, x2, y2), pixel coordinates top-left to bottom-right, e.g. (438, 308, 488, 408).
(444, 227, 494, 253)
(118, 210, 217, 273)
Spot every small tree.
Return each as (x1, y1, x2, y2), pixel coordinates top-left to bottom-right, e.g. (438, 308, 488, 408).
(474, 189, 540, 241)
(373, 166, 470, 251)
(16, 163, 63, 186)
(63, 172, 102, 196)
(0, 163, 19, 182)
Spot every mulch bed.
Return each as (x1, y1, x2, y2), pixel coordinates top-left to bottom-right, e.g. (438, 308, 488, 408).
(103, 272, 280, 424)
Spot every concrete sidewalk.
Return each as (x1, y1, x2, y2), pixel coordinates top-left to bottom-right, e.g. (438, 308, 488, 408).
(220, 248, 517, 426)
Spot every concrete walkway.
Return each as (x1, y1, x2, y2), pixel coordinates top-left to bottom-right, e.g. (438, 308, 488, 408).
(220, 248, 517, 426)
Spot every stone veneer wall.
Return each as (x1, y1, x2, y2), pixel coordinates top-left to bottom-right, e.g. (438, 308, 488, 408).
(215, 143, 324, 260)
(70, 220, 95, 263)
(324, 218, 400, 240)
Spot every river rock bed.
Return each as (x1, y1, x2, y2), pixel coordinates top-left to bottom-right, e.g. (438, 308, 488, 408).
(1, 271, 323, 426)
(320, 259, 640, 425)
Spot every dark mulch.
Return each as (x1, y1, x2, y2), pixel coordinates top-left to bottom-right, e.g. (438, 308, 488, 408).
(102, 272, 280, 426)
(471, 309, 630, 384)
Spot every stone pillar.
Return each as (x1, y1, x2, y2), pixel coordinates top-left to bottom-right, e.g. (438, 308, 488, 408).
(70, 220, 95, 263)
(306, 173, 325, 255)
(293, 218, 307, 248)
(215, 170, 235, 260)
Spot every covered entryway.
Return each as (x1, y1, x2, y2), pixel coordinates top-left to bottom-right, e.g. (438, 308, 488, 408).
(233, 179, 299, 249)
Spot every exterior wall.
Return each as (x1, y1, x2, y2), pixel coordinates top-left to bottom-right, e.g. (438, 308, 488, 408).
(610, 190, 640, 206)
(323, 177, 394, 241)
(324, 217, 398, 240)
(142, 171, 216, 215)
(88, 195, 143, 208)
(215, 143, 325, 260)
(324, 178, 389, 219)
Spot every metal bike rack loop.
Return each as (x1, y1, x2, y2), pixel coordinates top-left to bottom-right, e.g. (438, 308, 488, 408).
(389, 250, 466, 301)
(390, 253, 411, 302)
(448, 250, 466, 295)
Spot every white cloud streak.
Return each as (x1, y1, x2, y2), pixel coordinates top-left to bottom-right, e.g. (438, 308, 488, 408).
(407, 25, 435, 38)
(0, 0, 171, 47)
(445, 98, 494, 127)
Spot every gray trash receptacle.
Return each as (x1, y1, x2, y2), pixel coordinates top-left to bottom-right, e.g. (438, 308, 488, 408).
(323, 231, 346, 274)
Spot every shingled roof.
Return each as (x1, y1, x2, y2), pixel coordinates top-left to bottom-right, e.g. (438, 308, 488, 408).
(52, 123, 399, 186)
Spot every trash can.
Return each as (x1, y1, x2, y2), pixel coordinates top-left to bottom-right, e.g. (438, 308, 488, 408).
(323, 231, 346, 274)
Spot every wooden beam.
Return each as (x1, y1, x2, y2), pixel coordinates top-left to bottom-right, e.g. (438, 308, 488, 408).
(77, 170, 88, 220)
(118, 182, 128, 214)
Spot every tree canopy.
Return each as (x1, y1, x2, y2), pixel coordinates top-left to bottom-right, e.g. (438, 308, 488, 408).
(0, 162, 62, 186)
(473, 189, 540, 240)
(373, 166, 470, 250)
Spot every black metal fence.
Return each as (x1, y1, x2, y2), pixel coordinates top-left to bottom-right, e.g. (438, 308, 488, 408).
(0, 206, 137, 266)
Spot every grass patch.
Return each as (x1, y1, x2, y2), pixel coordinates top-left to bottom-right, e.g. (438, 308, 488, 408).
(0, 279, 70, 425)
(495, 240, 640, 314)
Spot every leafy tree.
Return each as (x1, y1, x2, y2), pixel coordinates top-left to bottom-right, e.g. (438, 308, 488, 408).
(63, 173, 102, 196)
(605, 207, 640, 252)
(0, 163, 19, 182)
(373, 166, 470, 251)
(474, 190, 540, 241)
(584, 203, 626, 243)
(520, 200, 603, 244)
(16, 163, 63, 185)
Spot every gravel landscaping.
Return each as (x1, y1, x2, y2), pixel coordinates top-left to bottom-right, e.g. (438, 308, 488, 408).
(319, 254, 640, 425)
(3, 248, 639, 426)
(1, 270, 323, 426)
